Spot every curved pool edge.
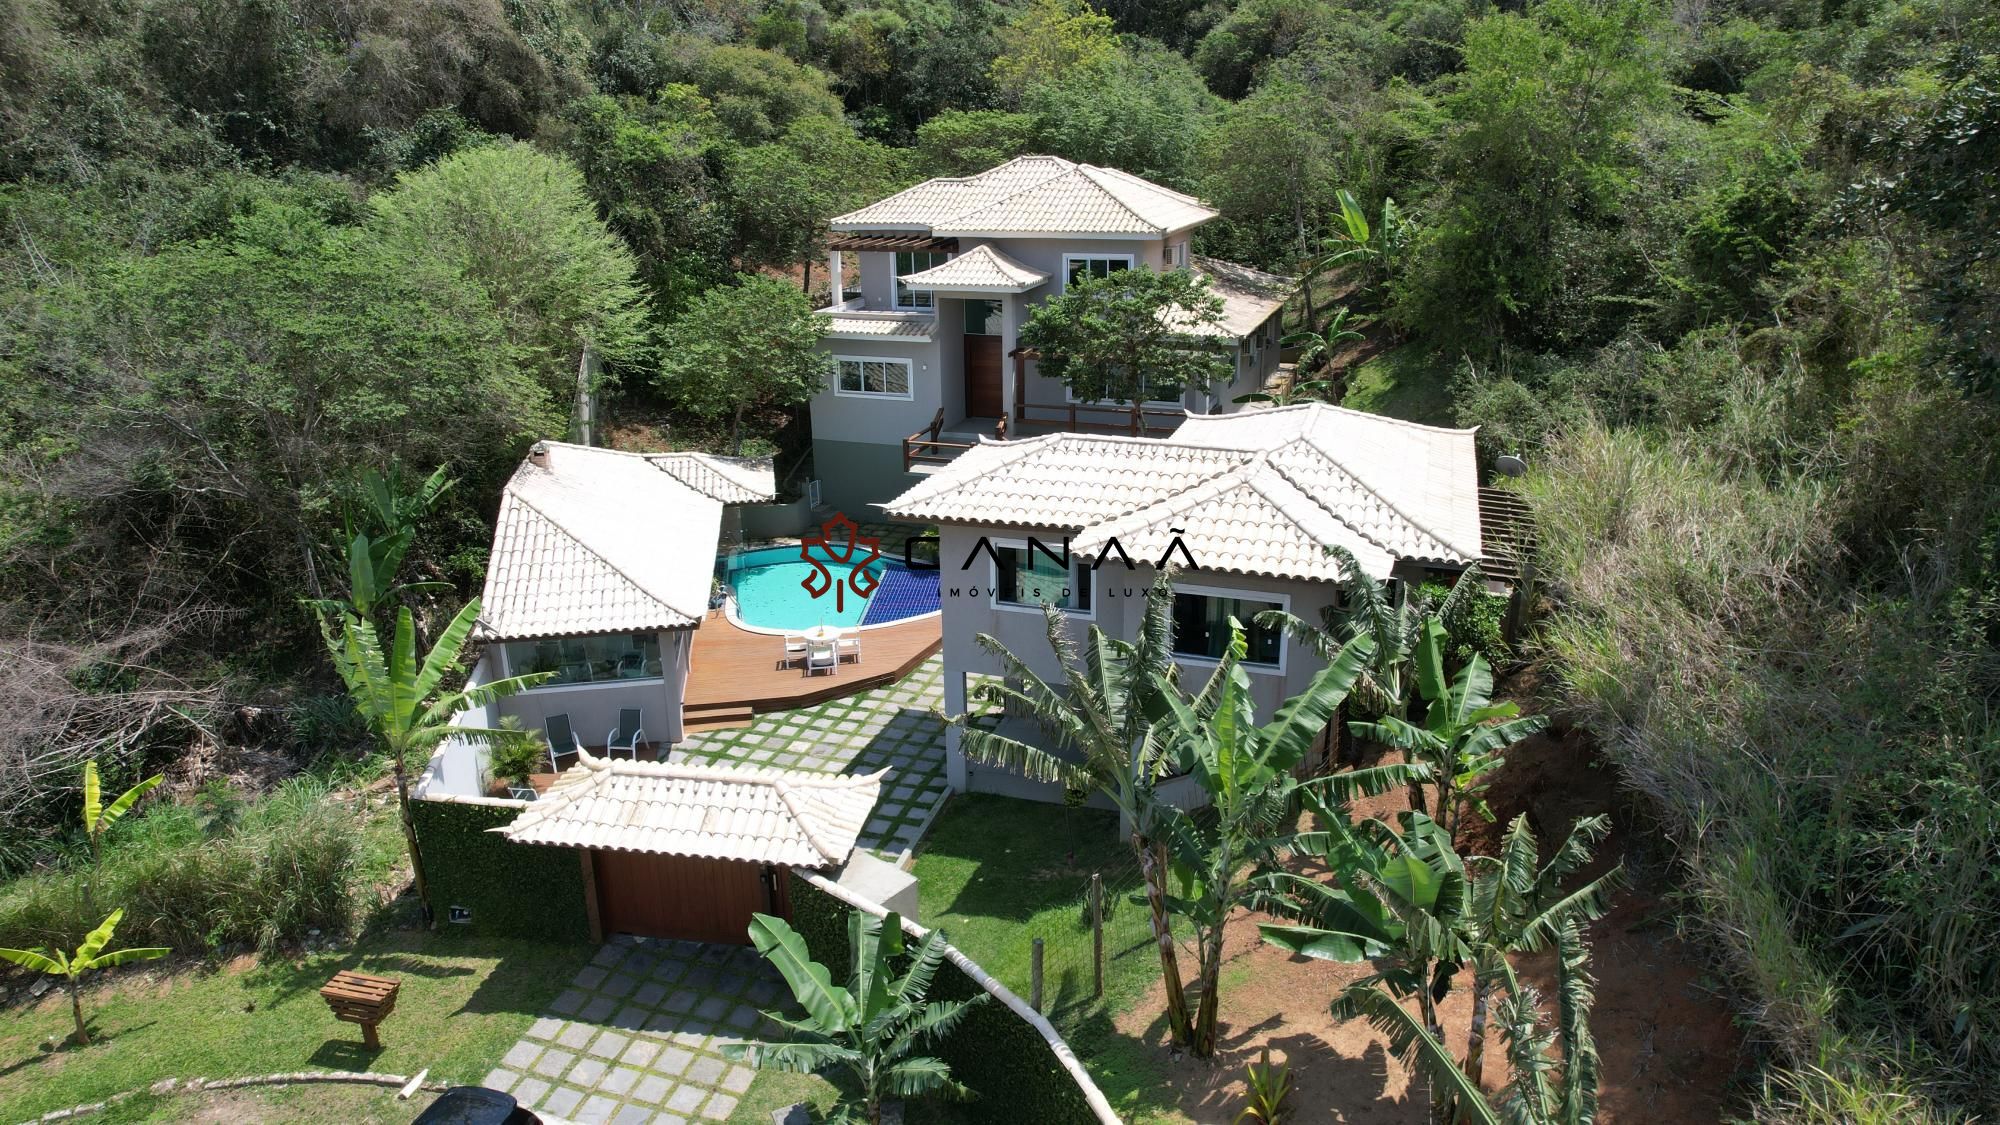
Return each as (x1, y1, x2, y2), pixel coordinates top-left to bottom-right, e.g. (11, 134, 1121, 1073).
(721, 597, 942, 637)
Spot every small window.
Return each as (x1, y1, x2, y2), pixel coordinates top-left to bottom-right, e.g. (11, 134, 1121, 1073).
(1165, 242, 1189, 270)
(993, 545, 1092, 614)
(1063, 255, 1134, 289)
(1172, 590, 1283, 667)
(836, 357, 913, 398)
(504, 633, 663, 687)
(896, 251, 950, 309)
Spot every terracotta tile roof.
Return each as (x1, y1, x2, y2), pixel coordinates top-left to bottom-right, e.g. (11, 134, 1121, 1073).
(883, 404, 1482, 579)
(823, 314, 936, 341)
(477, 442, 774, 641)
(498, 753, 884, 867)
(831, 156, 1218, 237)
(897, 244, 1048, 292)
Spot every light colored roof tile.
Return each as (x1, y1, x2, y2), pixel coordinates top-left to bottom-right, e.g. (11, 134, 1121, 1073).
(832, 156, 1217, 237)
(898, 244, 1048, 292)
(1167, 256, 1295, 339)
(823, 314, 935, 341)
(500, 754, 884, 867)
(477, 442, 773, 640)
(884, 404, 1481, 579)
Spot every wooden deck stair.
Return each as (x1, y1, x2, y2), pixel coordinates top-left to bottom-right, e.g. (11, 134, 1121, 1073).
(1478, 485, 1535, 584)
(682, 701, 754, 733)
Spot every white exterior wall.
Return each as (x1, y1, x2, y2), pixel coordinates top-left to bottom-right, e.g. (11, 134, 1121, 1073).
(492, 627, 689, 753)
(809, 335, 945, 445)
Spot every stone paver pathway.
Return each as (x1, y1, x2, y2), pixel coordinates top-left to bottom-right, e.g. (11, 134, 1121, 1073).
(485, 937, 792, 1124)
(672, 656, 947, 863)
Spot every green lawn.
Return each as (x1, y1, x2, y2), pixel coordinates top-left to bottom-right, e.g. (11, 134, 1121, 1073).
(912, 795, 1185, 1124)
(0, 928, 594, 1122)
(1342, 344, 1457, 427)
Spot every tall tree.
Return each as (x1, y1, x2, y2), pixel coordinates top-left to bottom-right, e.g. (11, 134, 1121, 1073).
(656, 274, 832, 454)
(989, 0, 1117, 105)
(940, 573, 1198, 1049)
(1019, 268, 1232, 410)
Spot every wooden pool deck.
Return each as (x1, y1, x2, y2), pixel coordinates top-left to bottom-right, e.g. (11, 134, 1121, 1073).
(680, 610, 941, 731)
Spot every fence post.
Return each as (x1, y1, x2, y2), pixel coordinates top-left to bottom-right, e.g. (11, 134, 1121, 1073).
(1090, 873, 1104, 998)
(1031, 937, 1045, 1013)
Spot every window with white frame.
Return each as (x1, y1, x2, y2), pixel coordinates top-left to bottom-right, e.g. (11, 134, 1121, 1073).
(1165, 242, 1189, 270)
(834, 355, 913, 398)
(991, 543, 1093, 615)
(895, 251, 950, 309)
(503, 633, 664, 687)
(1063, 254, 1135, 290)
(1171, 586, 1285, 668)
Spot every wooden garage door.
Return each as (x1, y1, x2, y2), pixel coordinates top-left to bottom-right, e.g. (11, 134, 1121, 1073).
(592, 850, 786, 945)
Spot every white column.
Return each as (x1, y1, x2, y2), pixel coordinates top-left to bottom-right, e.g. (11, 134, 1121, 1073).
(943, 670, 969, 792)
(826, 249, 842, 305)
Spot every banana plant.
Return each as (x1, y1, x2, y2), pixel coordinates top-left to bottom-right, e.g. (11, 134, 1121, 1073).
(724, 911, 985, 1124)
(81, 761, 162, 915)
(940, 572, 1199, 1049)
(1351, 616, 1547, 838)
(0, 909, 168, 1045)
(1143, 620, 1390, 1057)
(314, 599, 548, 918)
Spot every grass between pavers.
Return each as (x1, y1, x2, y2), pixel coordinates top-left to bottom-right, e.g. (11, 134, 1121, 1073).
(1342, 344, 1456, 427)
(912, 794, 1187, 1124)
(0, 929, 594, 1123)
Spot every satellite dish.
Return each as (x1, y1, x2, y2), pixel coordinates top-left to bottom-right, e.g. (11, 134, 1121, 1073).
(1494, 453, 1528, 478)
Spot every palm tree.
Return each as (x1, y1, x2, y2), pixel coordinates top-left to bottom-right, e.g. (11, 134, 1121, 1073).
(1261, 545, 1425, 733)
(725, 911, 985, 1124)
(1458, 814, 1622, 1104)
(940, 572, 1198, 1048)
(1491, 919, 1603, 1124)
(314, 599, 547, 918)
(1145, 620, 1390, 1057)
(1351, 615, 1547, 839)
(0, 909, 168, 1045)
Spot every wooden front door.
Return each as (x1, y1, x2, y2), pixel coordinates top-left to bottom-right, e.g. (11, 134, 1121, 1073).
(592, 850, 785, 945)
(964, 336, 1002, 417)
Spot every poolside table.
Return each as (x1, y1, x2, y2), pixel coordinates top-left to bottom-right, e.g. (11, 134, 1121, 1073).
(803, 625, 844, 644)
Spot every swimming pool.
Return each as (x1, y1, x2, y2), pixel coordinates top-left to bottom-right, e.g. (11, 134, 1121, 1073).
(720, 545, 940, 631)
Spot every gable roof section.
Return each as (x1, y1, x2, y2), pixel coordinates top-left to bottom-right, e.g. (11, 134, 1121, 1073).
(499, 753, 883, 867)
(897, 244, 1049, 292)
(831, 156, 1218, 237)
(883, 404, 1481, 580)
(477, 442, 774, 640)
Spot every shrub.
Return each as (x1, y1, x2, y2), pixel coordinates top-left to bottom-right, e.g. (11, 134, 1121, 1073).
(0, 779, 361, 954)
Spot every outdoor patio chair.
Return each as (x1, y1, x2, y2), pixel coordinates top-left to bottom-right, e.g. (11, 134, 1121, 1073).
(782, 633, 809, 666)
(606, 709, 644, 760)
(837, 635, 862, 664)
(806, 642, 838, 676)
(543, 713, 581, 773)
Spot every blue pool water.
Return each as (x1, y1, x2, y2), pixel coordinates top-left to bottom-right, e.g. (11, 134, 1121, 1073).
(723, 545, 939, 630)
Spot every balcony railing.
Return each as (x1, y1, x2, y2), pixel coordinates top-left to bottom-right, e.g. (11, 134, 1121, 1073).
(903, 408, 1008, 471)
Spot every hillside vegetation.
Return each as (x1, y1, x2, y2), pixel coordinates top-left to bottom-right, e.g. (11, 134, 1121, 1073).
(1, 0, 1995, 1116)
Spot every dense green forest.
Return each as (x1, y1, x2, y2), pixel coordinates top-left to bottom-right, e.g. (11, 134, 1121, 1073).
(1, 0, 1995, 1116)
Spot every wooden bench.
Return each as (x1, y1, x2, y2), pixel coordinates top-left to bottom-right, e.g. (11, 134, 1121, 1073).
(319, 970, 400, 1049)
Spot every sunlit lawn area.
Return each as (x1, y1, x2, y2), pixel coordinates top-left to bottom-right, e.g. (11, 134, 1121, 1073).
(1342, 345, 1456, 427)
(0, 927, 594, 1122)
(912, 794, 1186, 1124)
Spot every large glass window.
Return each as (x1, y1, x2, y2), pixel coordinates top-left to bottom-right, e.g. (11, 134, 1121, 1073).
(895, 251, 950, 309)
(504, 633, 664, 687)
(993, 545, 1092, 614)
(1063, 254, 1134, 289)
(835, 356, 912, 398)
(1172, 590, 1283, 666)
(964, 298, 1002, 336)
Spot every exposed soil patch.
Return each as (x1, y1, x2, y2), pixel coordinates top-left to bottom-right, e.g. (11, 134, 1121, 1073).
(1115, 726, 1745, 1122)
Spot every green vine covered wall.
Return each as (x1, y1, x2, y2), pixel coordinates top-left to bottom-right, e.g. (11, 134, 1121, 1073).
(413, 799, 590, 943)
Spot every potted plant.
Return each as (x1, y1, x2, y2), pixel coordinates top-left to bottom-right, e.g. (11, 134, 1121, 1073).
(486, 717, 547, 800)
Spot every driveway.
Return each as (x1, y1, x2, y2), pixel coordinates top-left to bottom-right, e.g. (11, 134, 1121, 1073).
(483, 937, 787, 1124)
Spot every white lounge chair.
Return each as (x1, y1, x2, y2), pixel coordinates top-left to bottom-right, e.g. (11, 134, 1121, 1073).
(782, 633, 809, 667)
(837, 636, 861, 664)
(805, 642, 838, 676)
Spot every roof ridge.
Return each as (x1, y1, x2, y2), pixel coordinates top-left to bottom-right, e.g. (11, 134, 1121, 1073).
(1080, 163, 1210, 209)
(1252, 451, 1406, 559)
(1068, 165, 1160, 231)
(1067, 447, 1270, 546)
(942, 164, 1136, 231)
(506, 480, 707, 623)
(1279, 435, 1476, 558)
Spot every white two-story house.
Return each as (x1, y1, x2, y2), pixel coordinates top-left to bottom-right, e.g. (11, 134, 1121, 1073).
(809, 156, 1293, 516)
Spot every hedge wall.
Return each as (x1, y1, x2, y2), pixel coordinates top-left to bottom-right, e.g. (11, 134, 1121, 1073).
(413, 799, 591, 943)
(788, 873, 1099, 1124)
